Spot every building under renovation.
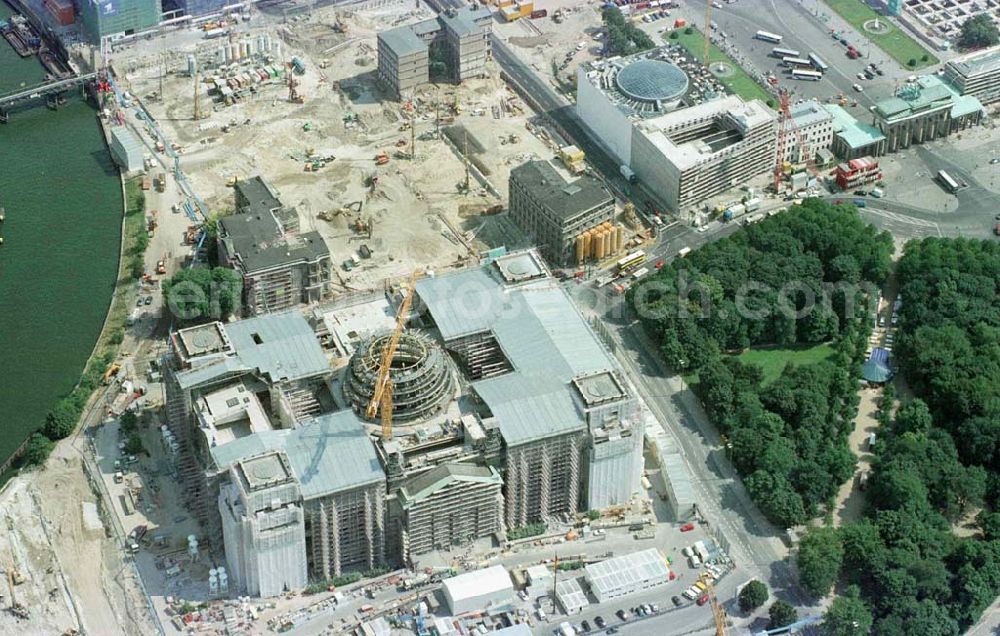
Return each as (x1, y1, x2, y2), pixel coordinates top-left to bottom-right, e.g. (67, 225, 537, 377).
(377, 6, 492, 99)
(163, 311, 336, 547)
(218, 177, 333, 315)
(415, 251, 644, 529)
(166, 251, 647, 595)
(214, 411, 387, 592)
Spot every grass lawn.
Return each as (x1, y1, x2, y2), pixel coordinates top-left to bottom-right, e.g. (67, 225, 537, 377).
(824, 0, 939, 69)
(666, 28, 775, 106)
(736, 343, 836, 385)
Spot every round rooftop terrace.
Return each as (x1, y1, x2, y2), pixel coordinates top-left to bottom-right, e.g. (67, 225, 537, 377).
(615, 59, 689, 103)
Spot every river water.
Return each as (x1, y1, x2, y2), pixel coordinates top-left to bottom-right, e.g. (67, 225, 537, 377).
(0, 2, 123, 465)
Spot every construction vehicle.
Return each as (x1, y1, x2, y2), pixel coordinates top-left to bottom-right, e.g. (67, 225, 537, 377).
(155, 172, 166, 192)
(375, 151, 389, 165)
(365, 271, 421, 440)
(287, 68, 304, 104)
(102, 362, 122, 384)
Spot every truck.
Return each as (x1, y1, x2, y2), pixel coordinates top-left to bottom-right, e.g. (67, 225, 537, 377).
(155, 172, 166, 192)
(744, 196, 762, 212)
(677, 246, 692, 258)
(619, 164, 637, 184)
(723, 203, 745, 221)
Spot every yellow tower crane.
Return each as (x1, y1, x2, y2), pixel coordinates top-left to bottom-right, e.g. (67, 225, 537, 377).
(706, 578, 727, 636)
(365, 271, 420, 440)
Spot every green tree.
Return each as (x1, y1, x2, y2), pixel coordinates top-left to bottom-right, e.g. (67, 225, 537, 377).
(822, 586, 872, 636)
(958, 14, 999, 49)
(119, 409, 139, 435)
(124, 434, 144, 456)
(769, 600, 798, 629)
(797, 527, 844, 597)
(977, 510, 1000, 541)
(42, 398, 81, 440)
(738, 580, 769, 612)
(22, 433, 55, 467)
(163, 267, 242, 323)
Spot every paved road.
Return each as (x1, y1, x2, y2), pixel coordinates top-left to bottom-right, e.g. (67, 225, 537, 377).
(684, 0, 924, 106)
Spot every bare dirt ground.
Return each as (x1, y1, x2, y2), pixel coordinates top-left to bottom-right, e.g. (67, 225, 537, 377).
(0, 440, 153, 636)
(117, 2, 566, 294)
(493, 0, 604, 89)
(833, 388, 878, 527)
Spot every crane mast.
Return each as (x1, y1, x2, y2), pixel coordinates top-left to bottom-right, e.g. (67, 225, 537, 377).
(365, 271, 420, 440)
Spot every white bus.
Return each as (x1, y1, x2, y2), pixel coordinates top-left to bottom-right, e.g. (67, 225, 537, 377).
(782, 56, 812, 68)
(937, 169, 960, 193)
(791, 69, 823, 81)
(631, 267, 650, 281)
(616, 250, 646, 274)
(771, 47, 800, 59)
(755, 30, 783, 43)
(808, 52, 828, 71)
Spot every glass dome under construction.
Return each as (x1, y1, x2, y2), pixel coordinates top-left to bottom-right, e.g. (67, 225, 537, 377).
(615, 59, 689, 103)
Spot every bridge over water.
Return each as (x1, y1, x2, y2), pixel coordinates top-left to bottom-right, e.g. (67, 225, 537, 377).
(0, 72, 98, 109)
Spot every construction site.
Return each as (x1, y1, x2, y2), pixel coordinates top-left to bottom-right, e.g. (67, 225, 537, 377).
(109, 0, 616, 295)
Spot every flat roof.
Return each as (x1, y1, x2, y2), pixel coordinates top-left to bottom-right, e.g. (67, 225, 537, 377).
(439, 5, 491, 37)
(225, 311, 330, 383)
(443, 565, 513, 602)
(234, 176, 282, 216)
(211, 410, 385, 499)
(237, 451, 294, 492)
(946, 45, 1000, 78)
(378, 24, 428, 58)
(823, 104, 886, 150)
(219, 210, 330, 274)
(638, 96, 776, 171)
(510, 160, 612, 222)
(789, 100, 832, 129)
(585, 549, 671, 596)
(175, 322, 232, 360)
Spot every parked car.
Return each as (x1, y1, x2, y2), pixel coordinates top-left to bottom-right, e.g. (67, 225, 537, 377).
(697, 594, 710, 606)
(582, 620, 591, 632)
(595, 616, 606, 628)
(680, 522, 696, 532)
(672, 596, 683, 606)
(616, 609, 628, 621)
(144, 296, 153, 305)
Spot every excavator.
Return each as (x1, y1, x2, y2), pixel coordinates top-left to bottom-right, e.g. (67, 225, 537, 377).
(365, 271, 420, 440)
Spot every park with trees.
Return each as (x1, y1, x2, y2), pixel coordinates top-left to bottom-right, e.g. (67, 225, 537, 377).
(635, 207, 1000, 632)
(630, 199, 893, 527)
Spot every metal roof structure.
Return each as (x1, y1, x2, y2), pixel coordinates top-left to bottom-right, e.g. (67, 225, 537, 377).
(874, 75, 982, 122)
(439, 5, 491, 37)
(442, 565, 514, 605)
(416, 258, 619, 445)
(399, 463, 502, 505)
(210, 410, 385, 500)
(585, 549, 671, 600)
(555, 577, 590, 613)
(615, 59, 688, 102)
(823, 104, 886, 151)
(225, 311, 331, 383)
